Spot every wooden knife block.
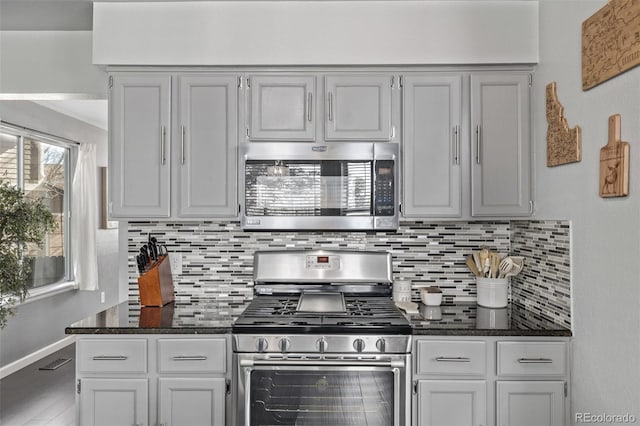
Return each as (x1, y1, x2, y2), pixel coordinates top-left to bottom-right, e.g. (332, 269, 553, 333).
(137, 255, 174, 307)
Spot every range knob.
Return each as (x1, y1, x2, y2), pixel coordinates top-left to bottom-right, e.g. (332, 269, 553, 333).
(316, 337, 328, 353)
(279, 338, 291, 353)
(376, 338, 387, 353)
(256, 337, 269, 353)
(353, 338, 365, 353)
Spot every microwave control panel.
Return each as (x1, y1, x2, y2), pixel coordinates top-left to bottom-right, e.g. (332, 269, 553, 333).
(374, 160, 395, 216)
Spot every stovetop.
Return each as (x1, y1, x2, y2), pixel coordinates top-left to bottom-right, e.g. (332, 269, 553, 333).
(232, 295, 411, 334)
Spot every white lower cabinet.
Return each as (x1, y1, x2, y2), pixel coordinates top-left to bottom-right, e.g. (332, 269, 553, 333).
(496, 381, 565, 426)
(413, 336, 570, 426)
(158, 378, 226, 426)
(417, 380, 486, 426)
(77, 335, 231, 426)
(79, 378, 148, 426)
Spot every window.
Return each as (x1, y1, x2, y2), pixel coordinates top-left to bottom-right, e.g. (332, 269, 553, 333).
(0, 124, 76, 291)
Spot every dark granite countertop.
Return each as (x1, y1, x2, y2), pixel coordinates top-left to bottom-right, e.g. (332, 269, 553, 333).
(66, 299, 571, 337)
(408, 302, 572, 336)
(65, 298, 250, 334)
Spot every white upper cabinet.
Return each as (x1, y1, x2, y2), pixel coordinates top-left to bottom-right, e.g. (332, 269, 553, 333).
(402, 71, 533, 219)
(325, 75, 393, 141)
(471, 72, 532, 216)
(245, 73, 394, 142)
(177, 75, 238, 217)
(110, 72, 238, 220)
(402, 74, 462, 217)
(246, 75, 316, 141)
(110, 74, 172, 218)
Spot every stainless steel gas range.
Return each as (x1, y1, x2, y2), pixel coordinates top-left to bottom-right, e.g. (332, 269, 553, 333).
(233, 250, 412, 426)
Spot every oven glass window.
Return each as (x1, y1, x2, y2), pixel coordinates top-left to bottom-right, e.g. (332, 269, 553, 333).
(250, 370, 394, 425)
(245, 160, 372, 216)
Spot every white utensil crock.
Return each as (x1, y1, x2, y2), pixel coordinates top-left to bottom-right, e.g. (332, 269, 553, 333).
(476, 277, 508, 308)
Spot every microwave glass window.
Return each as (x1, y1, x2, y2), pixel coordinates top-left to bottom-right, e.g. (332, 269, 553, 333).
(245, 160, 373, 216)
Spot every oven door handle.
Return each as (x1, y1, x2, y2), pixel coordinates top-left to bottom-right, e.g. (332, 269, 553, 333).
(240, 358, 404, 368)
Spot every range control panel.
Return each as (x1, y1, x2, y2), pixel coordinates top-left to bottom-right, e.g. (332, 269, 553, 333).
(306, 255, 340, 270)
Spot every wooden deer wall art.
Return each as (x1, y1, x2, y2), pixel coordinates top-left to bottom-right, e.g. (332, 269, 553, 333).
(599, 114, 630, 197)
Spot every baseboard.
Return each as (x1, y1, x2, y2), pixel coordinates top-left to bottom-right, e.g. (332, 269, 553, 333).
(0, 335, 76, 379)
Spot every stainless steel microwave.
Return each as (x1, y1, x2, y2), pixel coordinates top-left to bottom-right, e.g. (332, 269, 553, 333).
(240, 142, 399, 230)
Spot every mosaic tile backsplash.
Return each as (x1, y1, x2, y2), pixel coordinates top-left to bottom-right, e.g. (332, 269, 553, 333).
(510, 221, 571, 328)
(128, 220, 571, 327)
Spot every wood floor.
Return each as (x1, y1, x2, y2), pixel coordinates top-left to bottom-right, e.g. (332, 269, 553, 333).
(0, 343, 75, 426)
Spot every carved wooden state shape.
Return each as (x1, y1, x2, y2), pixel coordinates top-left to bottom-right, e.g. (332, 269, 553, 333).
(599, 114, 630, 197)
(546, 82, 581, 167)
(582, 0, 640, 90)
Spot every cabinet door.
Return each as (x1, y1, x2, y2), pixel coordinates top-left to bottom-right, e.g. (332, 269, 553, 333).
(247, 75, 315, 141)
(403, 74, 462, 217)
(471, 73, 532, 216)
(496, 381, 565, 426)
(110, 74, 171, 218)
(79, 378, 148, 426)
(325, 75, 392, 140)
(417, 380, 486, 426)
(158, 377, 226, 426)
(177, 75, 238, 217)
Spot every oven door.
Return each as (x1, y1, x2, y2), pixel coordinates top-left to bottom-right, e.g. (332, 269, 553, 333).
(236, 354, 409, 426)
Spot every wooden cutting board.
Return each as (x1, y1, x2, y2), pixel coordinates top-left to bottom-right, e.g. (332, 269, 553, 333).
(599, 114, 630, 197)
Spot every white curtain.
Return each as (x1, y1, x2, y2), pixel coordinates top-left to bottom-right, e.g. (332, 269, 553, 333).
(72, 143, 99, 291)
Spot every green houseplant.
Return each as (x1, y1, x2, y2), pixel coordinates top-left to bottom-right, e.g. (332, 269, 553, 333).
(0, 181, 56, 328)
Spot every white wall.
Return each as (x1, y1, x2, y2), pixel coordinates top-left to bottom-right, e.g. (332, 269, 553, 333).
(0, 31, 107, 97)
(535, 1, 640, 421)
(93, 1, 538, 65)
(0, 101, 120, 368)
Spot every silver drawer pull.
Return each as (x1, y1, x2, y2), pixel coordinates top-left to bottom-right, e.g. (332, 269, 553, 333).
(435, 357, 471, 362)
(92, 355, 128, 361)
(518, 358, 553, 364)
(172, 355, 208, 361)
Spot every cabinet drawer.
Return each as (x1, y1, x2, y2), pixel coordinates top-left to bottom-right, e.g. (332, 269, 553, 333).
(416, 340, 486, 376)
(497, 342, 567, 376)
(78, 339, 147, 374)
(157, 338, 226, 374)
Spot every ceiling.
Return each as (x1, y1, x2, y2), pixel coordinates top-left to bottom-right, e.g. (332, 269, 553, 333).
(33, 100, 108, 130)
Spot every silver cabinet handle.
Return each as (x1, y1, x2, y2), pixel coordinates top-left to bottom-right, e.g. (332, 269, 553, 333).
(518, 358, 553, 364)
(453, 125, 460, 165)
(475, 125, 481, 164)
(435, 357, 471, 362)
(307, 93, 312, 122)
(328, 92, 333, 121)
(160, 126, 166, 165)
(92, 355, 128, 361)
(180, 125, 185, 165)
(171, 355, 208, 361)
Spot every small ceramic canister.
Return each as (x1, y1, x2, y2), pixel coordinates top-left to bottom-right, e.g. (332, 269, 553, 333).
(393, 279, 412, 302)
(420, 287, 443, 306)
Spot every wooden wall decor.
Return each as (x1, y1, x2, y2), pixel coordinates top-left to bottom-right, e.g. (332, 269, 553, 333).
(599, 114, 630, 197)
(582, 0, 640, 90)
(546, 82, 582, 167)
